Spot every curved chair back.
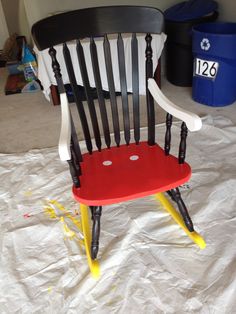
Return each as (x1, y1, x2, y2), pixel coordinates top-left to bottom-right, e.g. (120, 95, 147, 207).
(32, 6, 164, 152)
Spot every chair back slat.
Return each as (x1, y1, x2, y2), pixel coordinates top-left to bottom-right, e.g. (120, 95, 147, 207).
(71, 117, 83, 163)
(77, 40, 102, 151)
(90, 37, 111, 149)
(131, 33, 140, 144)
(117, 33, 130, 145)
(104, 34, 121, 147)
(63, 43, 93, 153)
(145, 34, 155, 146)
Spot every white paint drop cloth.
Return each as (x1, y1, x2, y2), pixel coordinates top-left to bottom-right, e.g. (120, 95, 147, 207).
(0, 116, 236, 313)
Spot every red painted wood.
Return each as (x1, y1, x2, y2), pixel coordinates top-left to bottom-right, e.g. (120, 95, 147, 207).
(73, 142, 191, 205)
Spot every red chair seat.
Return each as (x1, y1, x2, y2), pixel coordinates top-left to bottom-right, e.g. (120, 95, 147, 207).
(73, 142, 191, 205)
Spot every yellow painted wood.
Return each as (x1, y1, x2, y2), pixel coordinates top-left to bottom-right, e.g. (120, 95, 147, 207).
(79, 204, 100, 278)
(154, 193, 206, 249)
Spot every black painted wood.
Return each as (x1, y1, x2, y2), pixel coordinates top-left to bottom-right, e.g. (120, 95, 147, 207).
(63, 43, 93, 153)
(178, 122, 188, 164)
(131, 33, 140, 144)
(117, 33, 130, 145)
(70, 141, 81, 176)
(145, 34, 155, 146)
(90, 206, 102, 259)
(67, 159, 80, 188)
(77, 40, 102, 151)
(68, 118, 82, 182)
(32, 6, 164, 51)
(169, 188, 194, 232)
(49, 47, 65, 93)
(165, 113, 173, 155)
(90, 37, 111, 148)
(104, 34, 120, 147)
(71, 116, 83, 169)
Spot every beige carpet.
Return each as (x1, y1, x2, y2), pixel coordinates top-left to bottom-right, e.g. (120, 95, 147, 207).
(1, 67, 236, 153)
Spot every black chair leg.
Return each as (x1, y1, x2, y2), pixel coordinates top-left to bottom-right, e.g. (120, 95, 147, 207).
(167, 188, 194, 232)
(90, 206, 94, 220)
(90, 206, 102, 259)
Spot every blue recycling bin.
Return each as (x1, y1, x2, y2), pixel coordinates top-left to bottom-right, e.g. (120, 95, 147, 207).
(192, 22, 236, 106)
(164, 0, 218, 87)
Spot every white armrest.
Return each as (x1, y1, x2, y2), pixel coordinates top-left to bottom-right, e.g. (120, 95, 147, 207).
(58, 93, 71, 161)
(148, 78, 202, 132)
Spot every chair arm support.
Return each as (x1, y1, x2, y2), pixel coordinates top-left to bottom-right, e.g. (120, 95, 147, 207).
(148, 78, 202, 132)
(58, 93, 71, 161)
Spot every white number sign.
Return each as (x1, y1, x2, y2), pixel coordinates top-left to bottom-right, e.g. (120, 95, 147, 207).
(195, 58, 219, 79)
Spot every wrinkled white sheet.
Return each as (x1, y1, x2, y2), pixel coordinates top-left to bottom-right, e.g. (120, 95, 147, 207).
(0, 116, 236, 314)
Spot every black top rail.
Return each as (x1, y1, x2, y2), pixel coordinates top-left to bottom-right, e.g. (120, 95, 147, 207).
(32, 6, 164, 50)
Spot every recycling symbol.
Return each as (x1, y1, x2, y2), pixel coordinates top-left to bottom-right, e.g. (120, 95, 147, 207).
(200, 38, 211, 51)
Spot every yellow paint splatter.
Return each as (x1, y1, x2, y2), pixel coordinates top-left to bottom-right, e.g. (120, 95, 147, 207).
(43, 200, 100, 278)
(47, 200, 82, 231)
(24, 189, 33, 197)
(44, 206, 57, 219)
(61, 217, 76, 238)
(43, 200, 84, 248)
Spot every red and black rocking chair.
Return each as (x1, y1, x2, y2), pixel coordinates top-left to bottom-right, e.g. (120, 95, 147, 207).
(32, 6, 205, 277)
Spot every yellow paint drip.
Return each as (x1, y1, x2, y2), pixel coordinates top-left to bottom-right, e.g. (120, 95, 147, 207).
(80, 203, 100, 279)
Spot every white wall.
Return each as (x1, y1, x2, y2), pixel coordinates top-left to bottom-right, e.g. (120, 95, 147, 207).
(217, 0, 236, 22)
(18, 0, 31, 42)
(1, 0, 19, 35)
(0, 0, 9, 48)
(1, 0, 31, 43)
(24, 0, 180, 27)
(24, 0, 236, 28)
(3, 0, 236, 47)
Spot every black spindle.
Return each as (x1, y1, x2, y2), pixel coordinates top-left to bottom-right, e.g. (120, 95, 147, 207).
(91, 206, 102, 259)
(63, 43, 93, 153)
(131, 33, 140, 144)
(70, 140, 81, 176)
(76, 40, 102, 151)
(145, 34, 155, 146)
(170, 188, 194, 232)
(49, 47, 65, 93)
(178, 122, 188, 164)
(49, 47, 81, 186)
(67, 159, 80, 188)
(117, 33, 130, 145)
(165, 113, 172, 155)
(104, 34, 120, 147)
(90, 37, 111, 148)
